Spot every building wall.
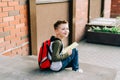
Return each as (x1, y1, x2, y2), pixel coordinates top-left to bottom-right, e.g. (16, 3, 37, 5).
(73, 0, 88, 41)
(89, 0, 101, 20)
(0, 0, 29, 56)
(104, 0, 111, 18)
(111, 0, 120, 17)
(73, 0, 112, 42)
(36, 2, 69, 55)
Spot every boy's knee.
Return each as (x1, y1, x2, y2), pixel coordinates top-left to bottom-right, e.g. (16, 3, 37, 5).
(72, 48, 78, 55)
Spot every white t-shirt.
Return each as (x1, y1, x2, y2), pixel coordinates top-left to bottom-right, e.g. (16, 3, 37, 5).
(49, 42, 63, 71)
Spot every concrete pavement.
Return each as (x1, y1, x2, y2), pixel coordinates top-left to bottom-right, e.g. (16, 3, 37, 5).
(0, 41, 120, 80)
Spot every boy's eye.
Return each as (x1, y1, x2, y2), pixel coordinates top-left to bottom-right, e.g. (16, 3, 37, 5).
(62, 28, 65, 30)
(61, 27, 69, 30)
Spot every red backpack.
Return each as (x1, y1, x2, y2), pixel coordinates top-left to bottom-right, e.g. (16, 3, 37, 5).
(38, 39, 51, 69)
(38, 36, 61, 69)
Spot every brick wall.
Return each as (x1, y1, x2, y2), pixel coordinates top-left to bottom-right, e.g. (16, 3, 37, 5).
(0, 0, 29, 57)
(111, 0, 120, 17)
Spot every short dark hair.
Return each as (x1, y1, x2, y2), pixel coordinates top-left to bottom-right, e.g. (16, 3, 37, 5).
(54, 20, 68, 30)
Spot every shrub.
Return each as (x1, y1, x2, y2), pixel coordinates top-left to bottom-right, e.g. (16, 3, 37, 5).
(88, 26, 120, 34)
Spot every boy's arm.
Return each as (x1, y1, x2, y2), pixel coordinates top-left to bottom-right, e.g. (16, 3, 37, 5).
(51, 40, 69, 61)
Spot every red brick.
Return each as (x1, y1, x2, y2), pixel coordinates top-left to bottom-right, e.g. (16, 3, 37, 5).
(22, 38, 28, 42)
(0, 31, 10, 38)
(20, 26, 28, 32)
(0, 12, 8, 18)
(17, 48, 22, 55)
(21, 52, 28, 56)
(17, 32, 28, 38)
(22, 43, 29, 48)
(0, 22, 9, 27)
(3, 16, 14, 22)
(4, 26, 15, 31)
(0, 47, 4, 53)
(24, 5, 28, 10)
(0, 2, 7, 7)
(2, 0, 13, 1)
(0, 41, 10, 48)
(0, 38, 4, 43)
(15, 6, 20, 10)
(26, 36, 29, 40)
(12, 48, 22, 56)
(23, 12, 28, 18)
(20, 9, 27, 15)
(21, 32, 27, 36)
(0, 8, 2, 12)
(118, 0, 120, 3)
(16, 23, 25, 28)
(0, 18, 2, 23)
(11, 28, 20, 35)
(5, 43, 16, 50)
(11, 49, 18, 56)
(21, 48, 27, 56)
(20, 18, 27, 23)
(16, 39, 26, 46)
(3, 7, 14, 12)
(11, 36, 20, 43)
(111, 0, 120, 17)
(9, 10, 20, 16)
(8, 1, 19, 6)
(16, 32, 22, 37)
(10, 20, 19, 26)
(22, 46, 27, 51)
(5, 34, 15, 41)
(23, 38, 28, 42)
(0, 28, 3, 32)
(15, 15, 24, 20)
(15, 5, 24, 10)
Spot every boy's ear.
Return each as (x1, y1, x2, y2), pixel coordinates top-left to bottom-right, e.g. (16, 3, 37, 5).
(55, 29, 59, 34)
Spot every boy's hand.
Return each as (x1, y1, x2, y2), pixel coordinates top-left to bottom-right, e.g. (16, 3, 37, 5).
(67, 49, 72, 55)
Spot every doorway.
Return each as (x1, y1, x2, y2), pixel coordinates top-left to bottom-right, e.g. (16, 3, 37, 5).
(88, 0, 104, 22)
(29, 0, 73, 55)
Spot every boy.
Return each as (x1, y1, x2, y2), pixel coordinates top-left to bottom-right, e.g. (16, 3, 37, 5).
(49, 20, 83, 73)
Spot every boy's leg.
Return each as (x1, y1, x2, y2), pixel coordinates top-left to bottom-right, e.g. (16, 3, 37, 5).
(71, 48, 79, 71)
(61, 48, 79, 71)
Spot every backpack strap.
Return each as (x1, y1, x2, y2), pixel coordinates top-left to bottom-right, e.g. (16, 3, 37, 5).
(50, 36, 61, 41)
(50, 36, 63, 54)
(46, 40, 52, 55)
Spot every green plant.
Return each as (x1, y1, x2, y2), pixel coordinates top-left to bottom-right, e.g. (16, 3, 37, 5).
(88, 26, 120, 34)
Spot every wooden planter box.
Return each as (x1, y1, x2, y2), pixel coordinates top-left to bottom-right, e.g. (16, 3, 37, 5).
(86, 31, 120, 46)
(85, 17, 120, 46)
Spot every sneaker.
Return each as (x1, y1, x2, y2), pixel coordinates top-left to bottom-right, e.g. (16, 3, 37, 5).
(75, 69, 83, 73)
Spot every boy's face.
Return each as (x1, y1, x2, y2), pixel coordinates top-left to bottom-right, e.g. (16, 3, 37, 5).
(55, 23, 69, 38)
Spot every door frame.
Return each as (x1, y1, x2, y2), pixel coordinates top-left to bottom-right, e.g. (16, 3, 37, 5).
(29, 0, 73, 55)
(28, 0, 37, 55)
